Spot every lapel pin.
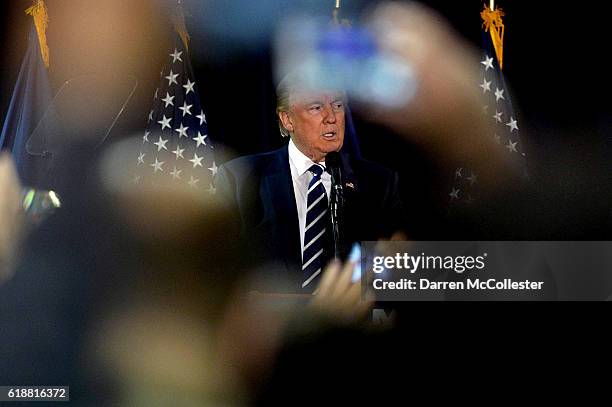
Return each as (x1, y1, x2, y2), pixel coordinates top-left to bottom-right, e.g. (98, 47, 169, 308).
(345, 182, 355, 190)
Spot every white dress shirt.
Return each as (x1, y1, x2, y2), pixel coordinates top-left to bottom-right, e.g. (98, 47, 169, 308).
(288, 139, 331, 259)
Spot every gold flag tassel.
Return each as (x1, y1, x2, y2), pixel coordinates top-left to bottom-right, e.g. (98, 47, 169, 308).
(480, 4, 505, 70)
(172, 1, 191, 51)
(25, 0, 50, 68)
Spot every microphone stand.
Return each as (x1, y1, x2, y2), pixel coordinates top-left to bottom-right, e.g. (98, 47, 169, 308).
(329, 166, 344, 260)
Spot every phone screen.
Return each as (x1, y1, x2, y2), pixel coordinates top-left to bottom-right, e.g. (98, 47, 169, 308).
(348, 242, 362, 283)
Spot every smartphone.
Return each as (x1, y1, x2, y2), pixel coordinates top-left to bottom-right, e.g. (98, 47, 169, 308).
(348, 242, 362, 283)
(275, 17, 418, 108)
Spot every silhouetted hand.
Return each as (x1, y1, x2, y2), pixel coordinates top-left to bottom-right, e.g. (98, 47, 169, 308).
(0, 154, 23, 282)
(310, 260, 374, 323)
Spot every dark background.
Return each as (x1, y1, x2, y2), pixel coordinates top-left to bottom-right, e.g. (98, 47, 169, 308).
(0, 2, 609, 395)
(1, 0, 609, 238)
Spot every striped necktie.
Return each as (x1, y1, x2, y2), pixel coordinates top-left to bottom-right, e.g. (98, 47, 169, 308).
(302, 164, 329, 289)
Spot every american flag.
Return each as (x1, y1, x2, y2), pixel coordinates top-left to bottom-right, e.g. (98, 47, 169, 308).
(449, 5, 526, 205)
(134, 30, 216, 193)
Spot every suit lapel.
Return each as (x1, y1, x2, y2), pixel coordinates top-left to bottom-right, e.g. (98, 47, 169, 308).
(340, 152, 358, 198)
(338, 153, 361, 251)
(261, 146, 302, 271)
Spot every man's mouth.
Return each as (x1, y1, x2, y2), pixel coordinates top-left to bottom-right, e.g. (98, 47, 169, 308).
(322, 131, 337, 139)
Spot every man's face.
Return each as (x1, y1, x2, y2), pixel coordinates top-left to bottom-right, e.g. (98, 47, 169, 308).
(279, 90, 345, 162)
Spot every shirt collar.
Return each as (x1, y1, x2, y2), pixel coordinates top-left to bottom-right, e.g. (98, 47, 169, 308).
(288, 139, 325, 177)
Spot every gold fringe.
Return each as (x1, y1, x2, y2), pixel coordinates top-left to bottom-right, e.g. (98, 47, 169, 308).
(25, 0, 50, 68)
(172, 5, 190, 51)
(480, 4, 505, 70)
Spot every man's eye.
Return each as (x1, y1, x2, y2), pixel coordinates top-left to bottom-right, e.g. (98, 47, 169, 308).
(309, 105, 322, 112)
(332, 102, 345, 110)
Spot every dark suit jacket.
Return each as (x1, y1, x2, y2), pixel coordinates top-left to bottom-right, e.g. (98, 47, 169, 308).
(215, 144, 405, 284)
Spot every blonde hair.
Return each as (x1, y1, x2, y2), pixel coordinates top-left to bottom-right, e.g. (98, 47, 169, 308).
(275, 73, 299, 138)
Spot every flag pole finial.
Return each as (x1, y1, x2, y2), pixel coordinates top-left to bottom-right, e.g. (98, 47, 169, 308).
(481, 3, 505, 70)
(25, 0, 49, 68)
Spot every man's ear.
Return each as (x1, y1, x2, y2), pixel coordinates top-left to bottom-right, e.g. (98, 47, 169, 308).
(278, 111, 294, 132)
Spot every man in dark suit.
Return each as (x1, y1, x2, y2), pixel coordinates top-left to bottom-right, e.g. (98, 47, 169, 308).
(215, 74, 405, 291)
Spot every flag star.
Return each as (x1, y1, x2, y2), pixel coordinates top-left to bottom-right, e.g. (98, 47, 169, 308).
(506, 117, 519, 132)
(150, 157, 164, 173)
(188, 176, 200, 188)
(455, 168, 463, 178)
(172, 145, 185, 159)
(183, 79, 195, 95)
(207, 184, 216, 195)
(154, 136, 169, 152)
(132, 175, 142, 184)
(479, 78, 492, 93)
(148, 109, 154, 122)
(506, 140, 518, 153)
(196, 110, 207, 125)
(170, 48, 183, 63)
(481, 55, 494, 71)
(143, 130, 150, 143)
(208, 161, 218, 176)
(190, 153, 204, 168)
(137, 152, 146, 165)
(193, 132, 208, 148)
(179, 101, 193, 117)
(162, 92, 175, 108)
(467, 173, 478, 185)
(165, 70, 179, 86)
(170, 166, 182, 180)
(158, 115, 172, 130)
(495, 88, 505, 102)
(493, 111, 503, 123)
(175, 123, 189, 138)
(450, 188, 460, 200)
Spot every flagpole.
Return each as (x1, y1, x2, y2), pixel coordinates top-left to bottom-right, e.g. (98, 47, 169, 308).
(490, 1, 495, 11)
(332, 0, 341, 25)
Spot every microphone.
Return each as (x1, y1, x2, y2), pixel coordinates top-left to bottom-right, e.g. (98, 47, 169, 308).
(325, 152, 344, 259)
